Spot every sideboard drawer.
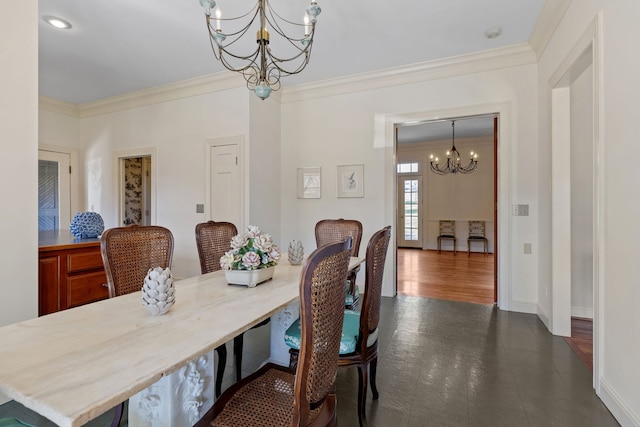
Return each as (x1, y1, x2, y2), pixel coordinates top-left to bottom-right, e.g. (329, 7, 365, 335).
(68, 251, 104, 273)
(67, 271, 109, 308)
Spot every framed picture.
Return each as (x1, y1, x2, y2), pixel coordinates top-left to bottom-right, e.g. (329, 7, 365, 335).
(337, 164, 364, 198)
(297, 167, 321, 199)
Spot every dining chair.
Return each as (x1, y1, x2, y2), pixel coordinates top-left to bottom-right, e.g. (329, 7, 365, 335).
(195, 238, 353, 427)
(101, 225, 174, 298)
(195, 220, 270, 397)
(285, 226, 391, 427)
(437, 219, 456, 254)
(315, 218, 363, 308)
(467, 220, 488, 255)
(100, 224, 174, 427)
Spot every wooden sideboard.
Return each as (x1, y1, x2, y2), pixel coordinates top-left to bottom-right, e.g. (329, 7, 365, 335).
(38, 230, 109, 316)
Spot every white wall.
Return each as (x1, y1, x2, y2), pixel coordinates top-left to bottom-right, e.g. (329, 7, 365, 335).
(77, 87, 251, 279)
(248, 95, 282, 247)
(0, 0, 38, 326)
(280, 64, 539, 307)
(537, 1, 640, 424)
(570, 64, 593, 319)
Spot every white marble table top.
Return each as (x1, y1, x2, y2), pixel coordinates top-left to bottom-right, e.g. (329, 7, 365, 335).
(0, 257, 363, 427)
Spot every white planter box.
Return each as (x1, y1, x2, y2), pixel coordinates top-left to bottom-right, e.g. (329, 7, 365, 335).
(224, 266, 275, 287)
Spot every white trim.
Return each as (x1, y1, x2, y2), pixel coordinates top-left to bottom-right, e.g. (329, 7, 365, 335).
(599, 377, 640, 427)
(283, 44, 536, 103)
(511, 299, 538, 315)
(529, 0, 572, 59)
(39, 96, 81, 118)
(112, 147, 157, 227)
(548, 13, 603, 391)
(38, 144, 81, 217)
(571, 306, 593, 319)
(39, 45, 535, 115)
(382, 102, 512, 309)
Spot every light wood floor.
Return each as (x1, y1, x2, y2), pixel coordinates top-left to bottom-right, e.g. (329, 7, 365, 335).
(397, 248, 495, 304)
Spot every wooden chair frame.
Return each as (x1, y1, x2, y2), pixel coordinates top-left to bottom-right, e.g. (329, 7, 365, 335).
(315, 219, 363, 307)
(100, 224, 174, 427)
(196, 239, 353, 427)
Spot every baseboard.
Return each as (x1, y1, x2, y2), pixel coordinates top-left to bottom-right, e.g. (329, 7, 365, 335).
(537, 306, 551, 331)
(571, 306, 593, 319)
(510, 299, 537, 314)
(599, 377, 640, 427)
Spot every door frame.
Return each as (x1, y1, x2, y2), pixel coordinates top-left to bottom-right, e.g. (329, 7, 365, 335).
(39, 144, 80, 224)
(380, 102, 511, 308)
(113, 147, 157, 227)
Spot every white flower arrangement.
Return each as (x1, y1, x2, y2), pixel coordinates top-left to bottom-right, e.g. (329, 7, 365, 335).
(220, 225, 281, 271)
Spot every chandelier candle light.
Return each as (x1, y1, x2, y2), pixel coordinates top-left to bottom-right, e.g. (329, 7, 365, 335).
(429, 120, 479, 175)
(199, 0, 321, 100)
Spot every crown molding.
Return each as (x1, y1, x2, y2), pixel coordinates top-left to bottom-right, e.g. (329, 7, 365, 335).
(281, 43, 537, 104)
(39, 96, 81, 118)
(529, 0, 572, 59)
(78, 72, 245, 118)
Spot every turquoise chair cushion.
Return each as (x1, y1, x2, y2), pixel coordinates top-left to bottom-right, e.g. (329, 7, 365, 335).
(0, 419, 35, 427)
(284, 310, 377, 355)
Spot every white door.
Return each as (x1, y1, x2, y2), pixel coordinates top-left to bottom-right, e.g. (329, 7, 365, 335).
(210, 143, 242, 228)
(38, 150, 71, 230)
(397, 175, 422, 248)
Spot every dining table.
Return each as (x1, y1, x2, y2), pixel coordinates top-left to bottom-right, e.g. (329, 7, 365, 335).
(0, 256, 364, 427)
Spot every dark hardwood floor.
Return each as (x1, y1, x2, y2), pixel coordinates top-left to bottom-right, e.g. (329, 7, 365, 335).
(397, 247, 593, 372)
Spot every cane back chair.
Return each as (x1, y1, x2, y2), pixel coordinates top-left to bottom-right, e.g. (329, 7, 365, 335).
(196, 238, 353, 427)
(195, 221, 270, 397)
(100, 224, 174, 426)
(286, 226, 391, 427)
(315, 219, 363, 307)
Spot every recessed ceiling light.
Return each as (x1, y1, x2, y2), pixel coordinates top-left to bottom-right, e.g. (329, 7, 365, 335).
(485, 26, 502, 39)
(42, 15, 72, 30)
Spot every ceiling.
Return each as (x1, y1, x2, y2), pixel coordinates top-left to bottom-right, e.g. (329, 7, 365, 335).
(38, 0, 545, 140)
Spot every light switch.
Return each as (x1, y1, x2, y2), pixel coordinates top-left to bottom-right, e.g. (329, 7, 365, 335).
(196, 204, 204, 213)
(524, 243, 532, 254)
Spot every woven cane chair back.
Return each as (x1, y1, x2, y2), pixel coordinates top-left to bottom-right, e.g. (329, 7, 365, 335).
(315, 219, 362, 258)
(294, 237, 353, 423)
(195, 221, 237, 274)
(360, 226, 391, 347)
(101, 225, 174, 298)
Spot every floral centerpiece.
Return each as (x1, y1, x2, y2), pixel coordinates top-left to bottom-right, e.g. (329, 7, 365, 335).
(220, 225, 281, 287)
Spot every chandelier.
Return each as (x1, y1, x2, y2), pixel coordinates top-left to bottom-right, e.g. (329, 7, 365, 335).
(199, 0, 321, 100)
(429, 120, 478, 175)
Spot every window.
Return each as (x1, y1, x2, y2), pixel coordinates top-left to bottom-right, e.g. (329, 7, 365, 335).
(397, 162, 419, 173)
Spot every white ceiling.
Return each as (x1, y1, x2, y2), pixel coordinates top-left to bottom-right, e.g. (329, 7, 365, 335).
(38, 0, 545, 140)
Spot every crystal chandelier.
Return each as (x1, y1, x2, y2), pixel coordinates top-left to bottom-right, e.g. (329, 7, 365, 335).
(429, 120, 478, 175)
(199, 0, 321, 100)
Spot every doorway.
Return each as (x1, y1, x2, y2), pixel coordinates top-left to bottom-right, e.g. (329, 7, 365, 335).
(115, 148, 156, 227)
(38, 149, 71, 230)
(206, 136, 245, 230)
(395, 114, 497, 305)
(121, 156, 151, 226)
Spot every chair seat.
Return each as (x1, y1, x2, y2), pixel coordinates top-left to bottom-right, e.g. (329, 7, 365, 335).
(468, 236, 487, 240)
(285, 310, 378, 355)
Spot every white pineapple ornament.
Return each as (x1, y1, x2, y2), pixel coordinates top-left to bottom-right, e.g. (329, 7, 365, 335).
(288, 240, 304, 265)
(142, 267, 175, 315)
